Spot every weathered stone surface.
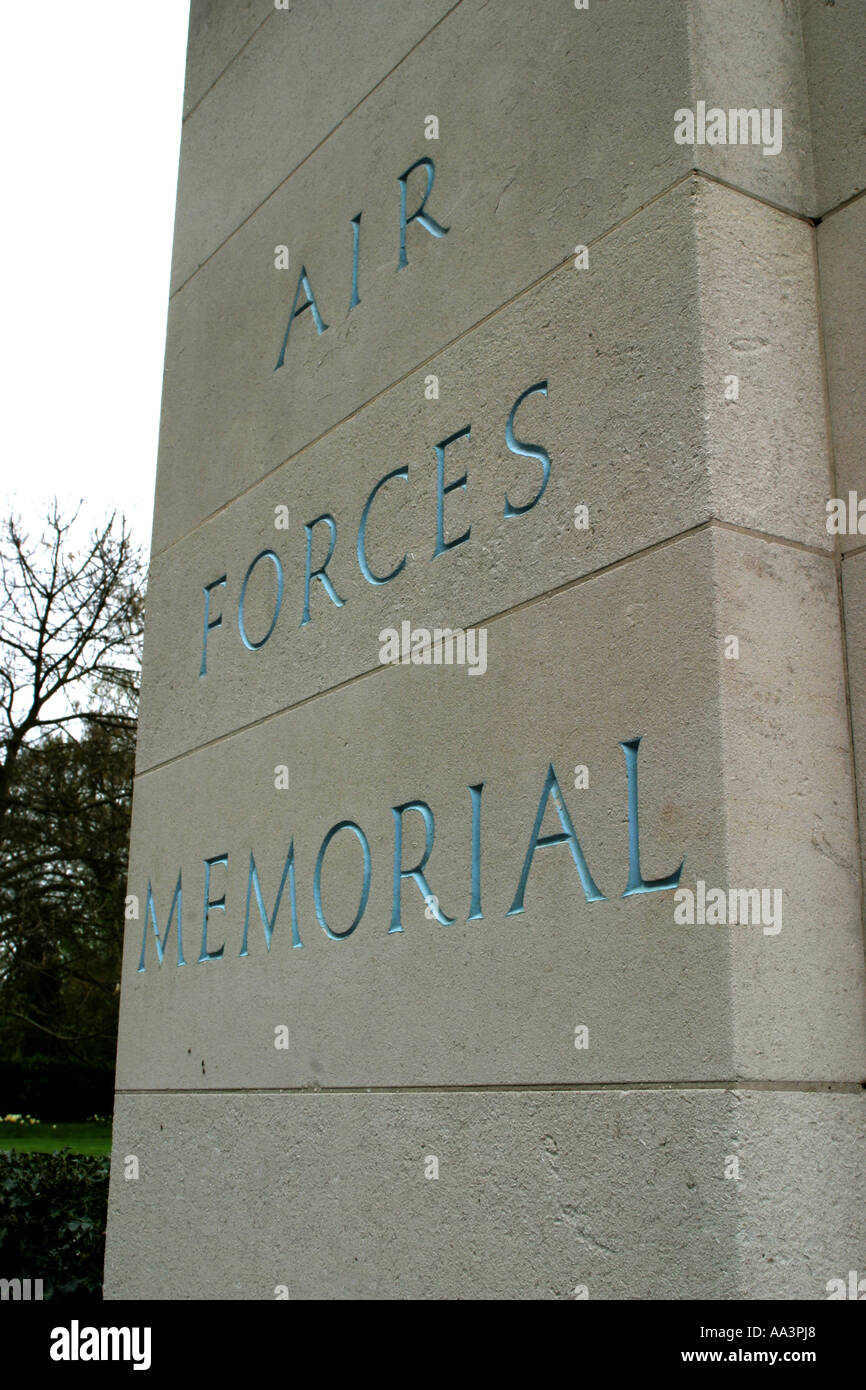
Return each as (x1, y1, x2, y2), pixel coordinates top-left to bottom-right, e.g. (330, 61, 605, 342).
(802, 0, 866, 215)
(818, 196, 866, 553)
(841, 548, 866, 899)
(735, 1089, 866, 1299)
(687, 0, 814, 213)
(102, 1087, 865, 1300)
(696, 184, 828, 535)
(716, 535, 865, 1077)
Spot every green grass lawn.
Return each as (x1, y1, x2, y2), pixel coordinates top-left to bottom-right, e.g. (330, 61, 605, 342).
(0, 1121, 112, 1156)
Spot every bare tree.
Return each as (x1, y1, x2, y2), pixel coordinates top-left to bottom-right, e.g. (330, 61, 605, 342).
(0, 503, 145, 842)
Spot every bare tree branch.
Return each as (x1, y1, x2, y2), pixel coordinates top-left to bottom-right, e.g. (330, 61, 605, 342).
(0, 503, 144, 842)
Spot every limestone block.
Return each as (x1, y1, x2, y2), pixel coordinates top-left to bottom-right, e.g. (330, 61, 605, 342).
(103, 1087, 865, 1299)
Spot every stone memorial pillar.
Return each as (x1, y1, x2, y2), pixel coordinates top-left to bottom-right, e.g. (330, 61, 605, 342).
(104, 0, 866, 1299)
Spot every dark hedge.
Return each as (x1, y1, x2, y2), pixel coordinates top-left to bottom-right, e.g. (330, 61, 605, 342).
(0, 1148, 109, 1298)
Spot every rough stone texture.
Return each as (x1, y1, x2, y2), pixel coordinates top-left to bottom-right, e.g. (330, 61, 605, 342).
(103, 1087, 865, 1300)
(801, 0, 866, 216)
(696, 182, 829, 535)
(687, 0, 815, 214)
(818, 196, 866, 552)
(717, 534, 865, 1077)
(735, 1089, 866, 1298)
(841, 549, 866, 900)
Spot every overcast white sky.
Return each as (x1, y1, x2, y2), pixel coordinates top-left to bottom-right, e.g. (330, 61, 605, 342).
(2, 1, 190, 560)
